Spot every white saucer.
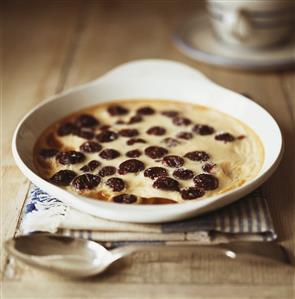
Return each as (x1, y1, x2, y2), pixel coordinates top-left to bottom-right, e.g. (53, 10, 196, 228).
(174, 14, 295, 71)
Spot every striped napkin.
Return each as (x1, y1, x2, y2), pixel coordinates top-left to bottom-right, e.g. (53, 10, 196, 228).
(19, 185, 276, 246)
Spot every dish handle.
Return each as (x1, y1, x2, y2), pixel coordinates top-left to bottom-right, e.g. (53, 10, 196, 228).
(96, 59, 211, 84)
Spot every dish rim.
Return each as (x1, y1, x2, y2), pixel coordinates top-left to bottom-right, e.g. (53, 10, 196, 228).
(11, 59, 284, 219)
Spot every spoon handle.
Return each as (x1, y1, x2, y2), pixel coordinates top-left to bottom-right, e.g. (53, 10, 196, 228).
(110, 241, 291, 266)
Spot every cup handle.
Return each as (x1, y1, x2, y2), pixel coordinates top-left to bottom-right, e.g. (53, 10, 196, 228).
(225, 9, 252, 41)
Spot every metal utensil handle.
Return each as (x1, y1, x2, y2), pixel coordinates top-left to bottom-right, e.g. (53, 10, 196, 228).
(110, 242, 291, 266)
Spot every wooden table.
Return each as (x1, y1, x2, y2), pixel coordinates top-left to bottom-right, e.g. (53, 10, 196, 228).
(2, 1, 295, 298)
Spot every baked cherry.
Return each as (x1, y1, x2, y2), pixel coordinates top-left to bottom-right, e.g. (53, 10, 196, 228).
(79, 141, 102, 153)
(215, 133, 235, 142)
(39, 148, 58, 158)
(181, 187, 205, 200)
(176, 131, 193, 140)
(74, 129, 95, 140)
(173, 168, 194, 180)
(99, 149, 120, 160)
(56, 151, 86, 165)
(162, 155, 184, 168)
(202, 163, 215, 173)
(57, 123, 77, 136)
(184, 151, 210, 162)
(145, 146, 168, 159)
(128, 115, 143, 124)
(96, 130, 118, 143)
(144, 167, 168, 180)
(106, 177, 125, 192)
(146, 126, 166, 136)
(50, 170, 77, 186)
(136, 106, 155, 115)
(126, 138, 146, 145)
(153, 177, 179, 191)
(75, 114, 98, 128)
(112, 194, 137, 204)
(172, 116, 191, 126)
(72, 174, 101, 190)
(98, 166, 117, 177)
(107, 105, 129, 116)
(80, 160, 100, 172)
(119, 129, 139, 137)
(118, 159, 145, 174)
(161, 110, 179, 118)
(193, 173, 219, 190)
(126, 149, 142, 158)
(193, 124, 215, 135)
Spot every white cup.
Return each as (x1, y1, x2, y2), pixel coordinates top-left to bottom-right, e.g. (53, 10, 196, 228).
(206, 0, 294, 48)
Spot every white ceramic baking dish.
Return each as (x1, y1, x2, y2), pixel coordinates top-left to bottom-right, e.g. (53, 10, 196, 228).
(12, 59, 283, 223)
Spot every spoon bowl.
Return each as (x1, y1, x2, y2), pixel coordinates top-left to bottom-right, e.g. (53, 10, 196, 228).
(5, 234, 115, 277)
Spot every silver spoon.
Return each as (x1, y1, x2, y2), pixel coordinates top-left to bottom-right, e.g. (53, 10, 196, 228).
(5, 234, 291, 278)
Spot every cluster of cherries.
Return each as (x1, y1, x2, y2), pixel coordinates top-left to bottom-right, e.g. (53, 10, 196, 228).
(39, 104, 237, 204)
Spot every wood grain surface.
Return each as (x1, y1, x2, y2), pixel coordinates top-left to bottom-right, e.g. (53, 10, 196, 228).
(2, 1, 295, 298)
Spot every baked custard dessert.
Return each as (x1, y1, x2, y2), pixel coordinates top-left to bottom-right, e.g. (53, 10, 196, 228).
(34, 100, 264, 204)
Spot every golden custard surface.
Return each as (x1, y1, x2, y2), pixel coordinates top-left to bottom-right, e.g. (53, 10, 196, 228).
(34, 100, 264, 204)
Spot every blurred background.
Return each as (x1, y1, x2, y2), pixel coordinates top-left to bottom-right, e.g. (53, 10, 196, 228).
(4, 0, 205, 86)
